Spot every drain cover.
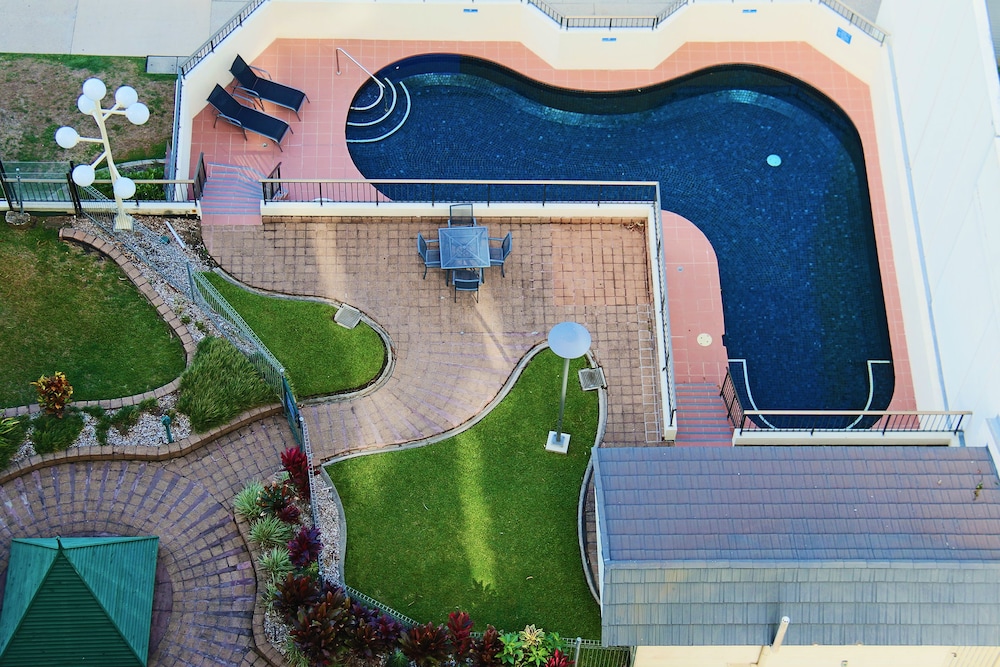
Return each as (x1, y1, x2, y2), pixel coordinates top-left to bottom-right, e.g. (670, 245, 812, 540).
(333, 305, 362, 329)
(579, 367, 606, 391)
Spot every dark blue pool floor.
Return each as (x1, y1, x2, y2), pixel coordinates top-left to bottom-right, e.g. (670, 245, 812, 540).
(347, 58, 894, 416)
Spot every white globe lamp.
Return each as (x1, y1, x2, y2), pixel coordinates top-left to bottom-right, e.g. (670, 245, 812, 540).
(82, 77, 106, 101)
(55, 127, 80, 149)
(113, 176, 136, 200)
(77, 94, 97, 115)
(125, 102, 150, 125)
(114, 85, 138, 108)
(72, 164, 96, 187)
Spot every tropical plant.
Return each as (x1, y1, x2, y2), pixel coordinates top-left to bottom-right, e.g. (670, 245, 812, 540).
(248, 515, 297, 549)
(257, 478, 298, 517)
(234, 479, 265, 519)
(499, 626, 564, 667)
(277, 503, 302, 524)
(473, 625, 504, 667)
(545, 650, 573, 667)
(499, 632, 525, 667)
(30, 411, 84, 454)
(273, 572, 321, 619)
(259, 546, 294, 583)
(30, 371, 73, 417)
(400, 622, 451, 667)
(289, 589, 353, 666)
(288, 526, 322, 567)
(282, 447, 312, 501)
(387, 649, 411, 667)
(448, 611, 475, 664)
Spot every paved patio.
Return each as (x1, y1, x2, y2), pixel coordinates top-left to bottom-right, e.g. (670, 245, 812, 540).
(204, 216, 665, 458)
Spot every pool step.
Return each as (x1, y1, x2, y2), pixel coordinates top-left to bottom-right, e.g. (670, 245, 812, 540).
(345, 77, 411, 144)
(673, 382, 733, 447)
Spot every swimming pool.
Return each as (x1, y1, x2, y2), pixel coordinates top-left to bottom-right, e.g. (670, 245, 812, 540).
(346, 55, 894, 417)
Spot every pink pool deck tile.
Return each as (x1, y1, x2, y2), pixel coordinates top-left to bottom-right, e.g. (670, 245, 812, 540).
(190, 37, 915, 414)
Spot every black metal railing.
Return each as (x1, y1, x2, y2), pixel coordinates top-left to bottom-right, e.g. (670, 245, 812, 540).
(178, 0, 269, 76)
(260, 178, 658, 207)
(193, 153, 208, 201)
(720, 369, 745, 427)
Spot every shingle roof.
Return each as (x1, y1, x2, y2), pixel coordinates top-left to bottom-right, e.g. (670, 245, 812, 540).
(593, 446, 1000, 646)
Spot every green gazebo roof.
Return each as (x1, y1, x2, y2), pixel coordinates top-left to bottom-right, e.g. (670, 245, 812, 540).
(0, 536, 159, 667)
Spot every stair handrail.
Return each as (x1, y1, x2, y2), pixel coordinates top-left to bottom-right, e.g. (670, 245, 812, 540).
(335, 47, 385, 94)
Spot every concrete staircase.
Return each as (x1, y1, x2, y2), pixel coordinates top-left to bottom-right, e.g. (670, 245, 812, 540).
(200, 163, 264, 225)
(673, 382, 733, 446)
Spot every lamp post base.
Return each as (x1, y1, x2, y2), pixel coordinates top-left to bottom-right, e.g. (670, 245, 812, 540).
(114, 210, 134, 231)
(545, 431, 570, 454)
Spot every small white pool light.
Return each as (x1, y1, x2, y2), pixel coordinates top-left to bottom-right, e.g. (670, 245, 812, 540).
(767, 154, 782, 167)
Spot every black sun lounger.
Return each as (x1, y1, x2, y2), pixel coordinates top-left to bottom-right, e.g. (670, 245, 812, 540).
(207, 84, 291, 150)
(230, 55, 309, 119)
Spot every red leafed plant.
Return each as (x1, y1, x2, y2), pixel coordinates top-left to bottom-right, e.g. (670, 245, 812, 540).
(288, 525, 323, 567)
(545, 650, 574, 667)
(448, 611, 475, 664)
(31, 371, 73, 417)
(473, 625, 503, 667)
(290, 589, 352, 666)
(281, 447, 312, 501)
(257, 479, 297, 517)
(399, 621, 451, 667)
(277, 503, 301, 524)
(273, 572, 321, 620)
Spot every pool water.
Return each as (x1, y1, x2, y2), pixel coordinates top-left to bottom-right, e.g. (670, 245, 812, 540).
(347, 56, 894, 416)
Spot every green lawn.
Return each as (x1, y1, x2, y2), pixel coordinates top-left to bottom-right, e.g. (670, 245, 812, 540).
(202, 273, 386, 398)
(326, 350, 601, 639)
(0, 224, 186, 408)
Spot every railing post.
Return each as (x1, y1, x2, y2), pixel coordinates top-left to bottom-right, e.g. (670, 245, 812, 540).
(66, 162, 83, 216)
(574, 638, 582, 667)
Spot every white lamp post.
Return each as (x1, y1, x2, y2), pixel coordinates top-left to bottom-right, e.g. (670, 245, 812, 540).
(55, 77, 149, 231)
(545, 321, 591, 454)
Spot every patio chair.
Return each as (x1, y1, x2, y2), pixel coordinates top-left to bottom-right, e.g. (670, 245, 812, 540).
(448, 203, 476, 227)
(451, 268, 482, 302)
(489, 231, 513, 277)
(207, 85, 292, 151)
(230, 55, 309, 119)
(417, 232, 441, 279)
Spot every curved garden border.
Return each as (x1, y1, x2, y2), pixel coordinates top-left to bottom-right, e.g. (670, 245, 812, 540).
(1, 228, 197, 418)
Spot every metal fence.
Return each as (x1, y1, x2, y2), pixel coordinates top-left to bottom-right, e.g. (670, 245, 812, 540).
(178, 0, 269, 76)
(188, 269, 287, 399)
(648, 195, 677, 433)
(261, 178, 659, 207)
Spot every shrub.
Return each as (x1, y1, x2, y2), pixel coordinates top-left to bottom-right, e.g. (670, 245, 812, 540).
(448, 611, 475, 664)
(400, 622, 450, 667)
(290, 589, 352, 666)
(288, 526, 322, 567)
(473, 625, 503, 667)
(176, 337, 275, 432)
(0, 417, 28, 469)
(545, 650, 573, 667)
(277, 503, 301, 524)
(273, 572, 322, 620)
(234, 479, 265, 520)
(259, 546, 294, 583)
(30, 371, 73, 417)
(249, 515, 297, 549)
(257, 478, 298, 518)
(31, 411, 84, 454)
(281, 447, 311, 501)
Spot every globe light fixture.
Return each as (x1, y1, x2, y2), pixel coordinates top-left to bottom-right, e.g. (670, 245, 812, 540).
(55, 77, 151, 231)
(545, 321, 592, 454)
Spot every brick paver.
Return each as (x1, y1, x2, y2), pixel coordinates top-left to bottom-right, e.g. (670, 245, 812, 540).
(0, 416, 296, 667)
(203, 217, 661, 459)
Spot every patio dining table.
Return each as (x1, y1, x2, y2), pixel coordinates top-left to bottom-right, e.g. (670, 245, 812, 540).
(438, 225, 490, 270)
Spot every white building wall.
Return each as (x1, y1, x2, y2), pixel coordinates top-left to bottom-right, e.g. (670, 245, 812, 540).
(876, 0, 1000, 446)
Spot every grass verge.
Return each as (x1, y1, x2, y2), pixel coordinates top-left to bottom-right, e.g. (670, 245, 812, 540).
(325, 350, 601, 638)
(203, 273, 386, 398)
(177, 336, 277, 432)
(0, 224, 187, 408)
